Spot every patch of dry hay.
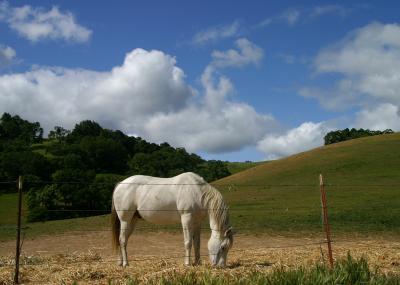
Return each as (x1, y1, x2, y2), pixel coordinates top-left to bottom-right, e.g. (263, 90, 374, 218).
(1, 239, 399, 285)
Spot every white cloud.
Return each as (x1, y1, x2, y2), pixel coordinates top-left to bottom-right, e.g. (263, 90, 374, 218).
(283, 9, 300, 26)
(211, 38, 263, 68)
(141, 38, 271, 153)
(257, 8, 300, 28)
(0, 1, 91, 43)
(0, 48, 278, 154)
(310, 5, 349, 18)
(303, 22, 400, 110)
(0, 48, 192, 134)
(257, 122, 333, 160)
(143, 38, 271, 153)
(0, 44, 16, 67)
(278, 53, 309, 65)
(258, 5, 362, 29)
(353, 103, 400, 131)
(144, 66, 277, 153)
(299, 84, 363, 111)
(192, 20, 241, 45)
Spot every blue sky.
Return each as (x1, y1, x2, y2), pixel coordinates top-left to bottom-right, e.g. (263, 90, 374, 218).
(1, 1, 400, 161)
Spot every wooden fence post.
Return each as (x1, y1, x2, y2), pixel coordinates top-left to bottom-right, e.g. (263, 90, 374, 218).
(319, 174, 334, 268)
(14, 176, 23, 285)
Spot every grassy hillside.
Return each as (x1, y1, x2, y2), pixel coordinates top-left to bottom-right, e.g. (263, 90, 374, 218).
(225, 161, 265, 174)
(214, 133, 400, 235)
(218, 133, 400, 186)
(1, 134, 399, 241)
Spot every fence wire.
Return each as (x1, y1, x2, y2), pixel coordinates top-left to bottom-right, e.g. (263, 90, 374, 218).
(15, 179, 400, 187)
(1, 178, 399, 284)
(0, 241, 329, 268)
(0, 181, 16, 184)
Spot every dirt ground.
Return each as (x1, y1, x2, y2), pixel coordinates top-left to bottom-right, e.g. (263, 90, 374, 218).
(0, 231, 399, 284)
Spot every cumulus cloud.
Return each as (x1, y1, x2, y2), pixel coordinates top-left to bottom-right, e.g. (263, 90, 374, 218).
(192, 20, 241, 45)
(0, 48, 192, 133)
(301, 22, 400, 113)
(142, 38, 271, 153)
(257, 122, 333, 160)
(0, 48, 278, 154)
(144, 66, 277, 153)
(211, 38, 263, 68)
(0, 1, 91, 43)
(141, 38, 271, 153)
(0, 44, 16, 67)
(353, 103, 400, 131)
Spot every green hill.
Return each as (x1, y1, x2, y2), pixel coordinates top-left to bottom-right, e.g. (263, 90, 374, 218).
(1, 133, 399, 240)
(214, 133, 400, 235)
(225, 161, 265, 174)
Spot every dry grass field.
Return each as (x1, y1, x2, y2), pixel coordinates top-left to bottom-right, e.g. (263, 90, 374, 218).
(1, 231, 399, 284)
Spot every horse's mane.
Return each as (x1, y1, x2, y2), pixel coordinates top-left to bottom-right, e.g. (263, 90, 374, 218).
(201, 185, 229, 232)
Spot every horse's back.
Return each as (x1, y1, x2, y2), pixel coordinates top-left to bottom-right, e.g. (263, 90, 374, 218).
(113, 172, 207, 224)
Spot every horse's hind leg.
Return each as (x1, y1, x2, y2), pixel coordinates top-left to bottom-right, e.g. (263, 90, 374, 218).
(119, 212, 138, 267)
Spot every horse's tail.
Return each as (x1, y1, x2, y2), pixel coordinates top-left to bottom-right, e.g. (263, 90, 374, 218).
(111, 198, 120, 252)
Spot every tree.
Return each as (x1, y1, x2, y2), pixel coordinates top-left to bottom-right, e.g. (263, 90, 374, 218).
(324, 128, 394, 145)
(68, 120, 103, 141)
(0, 113, 43, 144)
(26, 168, 96, 221)
(48, 126, 70, 142)
(0, 114, 233, 221)
(127, 145, 231, 182)
(0, 151, 52, 183)
(197, 160, 231, 182)
(79, 136, 128, 173)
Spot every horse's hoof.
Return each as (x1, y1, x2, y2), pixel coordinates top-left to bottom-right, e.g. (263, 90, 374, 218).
(123, 263, 129, 267)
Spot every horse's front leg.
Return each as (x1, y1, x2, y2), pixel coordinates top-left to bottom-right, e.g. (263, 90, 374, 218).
(193, 225, 201, 265)
(181, 213, 193, 266)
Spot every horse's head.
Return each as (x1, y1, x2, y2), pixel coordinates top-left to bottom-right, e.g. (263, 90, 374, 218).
(208, 227, 234, 267)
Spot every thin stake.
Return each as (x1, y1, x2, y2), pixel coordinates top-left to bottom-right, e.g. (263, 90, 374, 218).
(319, 174, 334, 268)
(14, 176, 23, 285)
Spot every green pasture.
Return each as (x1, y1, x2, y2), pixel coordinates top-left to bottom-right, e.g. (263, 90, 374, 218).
(215, 133, 400, 235)
(1, 134, 399, 241)
(225, 161, 265, 174)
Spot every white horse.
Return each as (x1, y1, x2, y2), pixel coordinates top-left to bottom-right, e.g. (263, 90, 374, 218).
(111, 172, 234, 267)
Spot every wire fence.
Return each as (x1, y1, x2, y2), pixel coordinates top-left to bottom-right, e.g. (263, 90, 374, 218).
(0, 241, 331, 268)
(3, 179, 400, 187)
(1, 176, 399, 284)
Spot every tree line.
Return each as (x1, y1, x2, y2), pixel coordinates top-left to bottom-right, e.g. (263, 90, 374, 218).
(0, 113, 231, 222)
(324, 128, 394, 145)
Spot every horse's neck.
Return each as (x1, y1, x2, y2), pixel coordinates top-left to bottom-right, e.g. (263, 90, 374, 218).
(209, 215, 223, 238)
(202, 186, 228, 238)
